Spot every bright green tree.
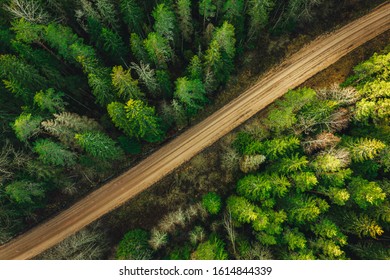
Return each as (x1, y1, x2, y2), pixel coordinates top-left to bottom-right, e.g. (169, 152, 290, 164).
(34, 88, 66, 113)
(349, 177, 386, 209)
(191, 235, 228, 260)
(202, 192, 222, 215)
(111, 65, 144, 100)
(12, 113, 42, 142)
(75, 131, 123, 161)
(187, 55, 203, 80)
(226, 195, 258, 224)
(116, 229, 152, 260)
(124, 99, 163, 142)
(346, 138, 386, 162)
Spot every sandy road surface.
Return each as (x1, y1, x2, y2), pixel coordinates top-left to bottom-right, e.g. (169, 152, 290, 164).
(1, 2, 389, 260)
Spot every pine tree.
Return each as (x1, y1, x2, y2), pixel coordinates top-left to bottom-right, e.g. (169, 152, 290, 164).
(100, 27, 126, 60)
(5, 180, 45, 205)
(33, 139, 76, 167)
(130, 33, 149, 63)
(222, 0, 244, 41)
(12, 113, 42, 142)
(0, 54, 45, 100)
(191, 235, 228, 260)
(291, 172, 318, 193)
(152, 3, 177, 43)
(202, 192, 222, 215)
(144, 32, 173, 68)
(111, 65, 144, 100)
(278, 154, 308, 174)
(283, 228, 306, 251)
(226, 195, 258, 224)
(187, 55, 203, 80)
(199, 0, 217, 28)
(261, 136, 300, 160)
(237, 174, 273, 202)
(124, 99, 163, 142)
(312, 238, 345, 259)
(204, 39, 222, 91)
(247, 0, 275, 40)
(86, 68, 115, 106)
(116, 229, 153, 260)
(287, 194, 329, 224)
(34, 88, 66, 113)
(323, 187, 350, 206)
(175, 0, 193, 42)
(120, 0, 144, 35)
(174, 77, 207, 116)
(107, 101, 132, 137)
(345, 214, 384, 239)
(349, 177, 386, 209)
(75, 131, 123, 161)
(214, 21, 236, 59)
(311, 219, 347, 243)
(346, 138, 386, 162)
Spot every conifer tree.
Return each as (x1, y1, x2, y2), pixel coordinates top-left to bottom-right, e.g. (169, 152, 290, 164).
(199, 0, 217, 28)
(12, 113, 42, 142)
(226, 195, 258, 224)
(152, 3, 177, 43)
(34, 88, 66, 113)
(287, 194, 329, 224)
(111, 65, 144, 100)
(33, 139, 76, 167)
(120, 0, 144, 35)
(247, 0, 275, 40)
(108, 100, 163, 142)
(175, 0, 193, 42)
(124, 99, 163, 142)
(345, 214, 384, 239)
(174, 77, 207, 116)
(187, 55, 203, 81)
(75, 131, 123, 161)
(349, 177, 386, 209)
(346, 138, 386, 162)
(100, 27, 126, 60)
(222, 0, 244, 41)
(144, 32, 173, 68)
(130, 62, 159, 94)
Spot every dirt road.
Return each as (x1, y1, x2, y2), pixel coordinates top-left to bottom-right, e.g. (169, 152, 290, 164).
(1, 3, 389, 260)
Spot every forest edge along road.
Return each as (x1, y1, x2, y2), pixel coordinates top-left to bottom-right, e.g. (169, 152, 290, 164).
(0, 2, 389, 260)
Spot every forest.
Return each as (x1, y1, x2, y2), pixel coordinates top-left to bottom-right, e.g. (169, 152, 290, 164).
(0, 0, 388, 259)
(110, 47, 390, 260)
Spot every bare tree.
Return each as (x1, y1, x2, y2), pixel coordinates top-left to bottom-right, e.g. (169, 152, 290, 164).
(4, 0, 50, 23)
(223, 210, 237, 255)
(302, 132, 341, 154)
(317, 84, 359, 106)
